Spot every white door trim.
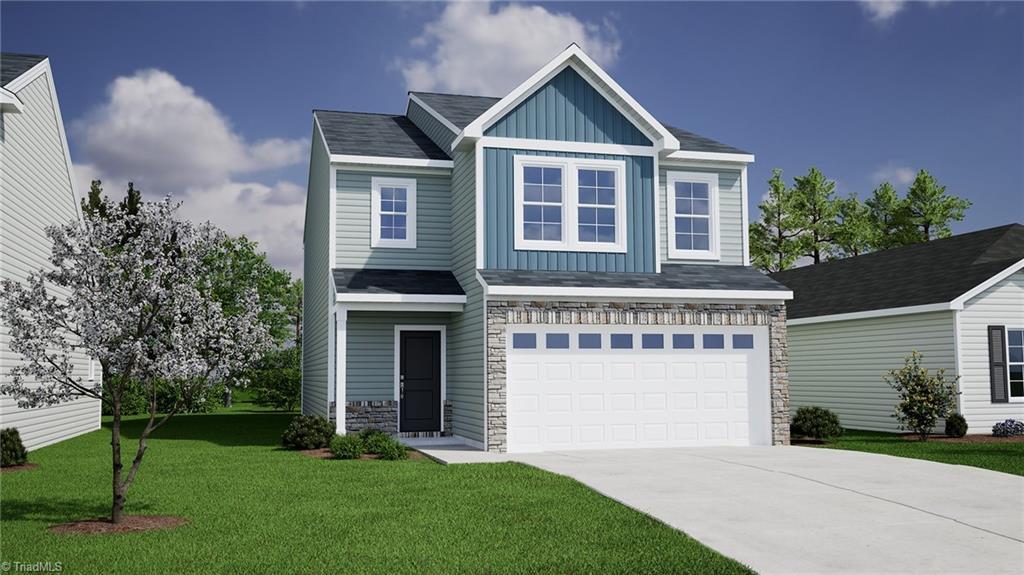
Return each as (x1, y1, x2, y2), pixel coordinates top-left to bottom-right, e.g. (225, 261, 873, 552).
(393, 325, 447, 432)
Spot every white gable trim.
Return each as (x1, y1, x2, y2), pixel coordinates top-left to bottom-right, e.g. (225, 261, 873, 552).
(452, 44, 678, 152)
(666, 150, 755, 163)
(951, 258, 1024, 307)
(408, 93, 461, 135)
(0, 87, 23, 112)
(329, 154, 453, 169)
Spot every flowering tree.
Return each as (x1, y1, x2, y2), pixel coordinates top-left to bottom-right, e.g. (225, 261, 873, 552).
(884, 351, 959, 441)
(0, 184, 270, 523)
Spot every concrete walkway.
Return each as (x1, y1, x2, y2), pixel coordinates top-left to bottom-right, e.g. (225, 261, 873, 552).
(511, 447, 1024, 574)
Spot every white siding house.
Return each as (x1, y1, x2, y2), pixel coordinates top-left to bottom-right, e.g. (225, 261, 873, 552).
(0, 53, 101, 449)
(773, 224, 1024, 435)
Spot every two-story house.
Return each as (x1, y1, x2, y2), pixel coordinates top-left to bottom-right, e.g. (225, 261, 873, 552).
(302, 45, 792, 453)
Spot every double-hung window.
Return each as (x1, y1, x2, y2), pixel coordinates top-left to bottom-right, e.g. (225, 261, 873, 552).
(667, 171, 719, 260)
(514, 156, 626, 253)
(1009, 329, 1024, 401)
(371, 177, 416, 248)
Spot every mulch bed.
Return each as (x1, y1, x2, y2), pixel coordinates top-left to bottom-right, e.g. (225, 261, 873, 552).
(297, 447, 426, 461)
(0, 463, 39, 474)
(49, 515, 188, 534)
(900, 434, 1024, 444)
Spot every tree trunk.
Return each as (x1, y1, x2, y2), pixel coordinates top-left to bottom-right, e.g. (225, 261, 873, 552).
(111, 391, 124, 524)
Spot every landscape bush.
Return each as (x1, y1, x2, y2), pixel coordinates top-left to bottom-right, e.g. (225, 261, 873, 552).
(102, 379, 225, 416)
(885, 351, 959, 441)
(992, 419, 1024, 438)
(329, 434, 364, 460)
(1, 428, 28, 467)
(944, 414, 968, 438)
(790, 406, 843, 440)
(356, 428, 407, 460)
(249, 346, 301, 412)
(281, 415, 335, 450)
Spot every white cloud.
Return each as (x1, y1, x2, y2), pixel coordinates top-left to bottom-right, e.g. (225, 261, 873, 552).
(872, 164, 917, 186)
(398, 2, 621, 96)
(72, 69, 307, 274)
(860, 1, 907, 24)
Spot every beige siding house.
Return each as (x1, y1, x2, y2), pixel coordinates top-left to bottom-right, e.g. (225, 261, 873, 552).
(1, 53, 100, 449)
(773, 224, 1024, 434)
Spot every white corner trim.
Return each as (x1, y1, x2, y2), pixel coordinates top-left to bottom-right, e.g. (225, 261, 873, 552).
(786, 302, 957, 326)
(328, 163, 337, 266)
(666, 150, 755, 163)
(950, 258, 1024, 307)
(479, 136, 654, 158)
(370, 176, 417, 249)
(0, 87, 23, 112)
(665, 171, 721, 261)
(334, 305, 348, 433)
(952, 309, 965, 413)
(512, 155, 628, 253)
(653, 154, 662, 273)
(482, 283, 792, 301)
(454, 45, 677, 151)
(741, 166, 750, 266)
(330, 154, 453, 169)
(475, 141, 485, 268)
(393, 325, 447, 433)
(336, 293, 466, 304)
(408, 93, 461, 135)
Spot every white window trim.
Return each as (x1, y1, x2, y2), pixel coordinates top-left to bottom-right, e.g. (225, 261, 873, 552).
(1007, 327, 1024, 403)
(666, 171, 721, 261)
(512, 155, 627, 254)
(370, 177, 417, 249)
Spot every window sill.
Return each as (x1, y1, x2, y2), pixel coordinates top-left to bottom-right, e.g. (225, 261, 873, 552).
(666, 250, 721, 261)
(514, 240, 628, 254)
(371, 239, 417, 249)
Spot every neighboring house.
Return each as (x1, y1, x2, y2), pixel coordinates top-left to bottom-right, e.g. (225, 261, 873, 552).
(771, 224, 1024, 434)
(302, 44, 793, 453)
(0, 53, 101, 449)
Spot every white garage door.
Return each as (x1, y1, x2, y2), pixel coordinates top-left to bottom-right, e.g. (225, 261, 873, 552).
(506, 325, 771, 453)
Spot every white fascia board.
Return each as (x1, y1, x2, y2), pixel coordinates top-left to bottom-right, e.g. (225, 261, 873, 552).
(786, 302, 957, 326)
(483, 284, 793, 301)
(950, 257, 1024, 307)
(344, 302, 464, 313)
(329, 154, 453, 169)
(479, 136, 654, 157)
(455, 44, 677, 151)
(407, 93, 461, 135)
(0, 87, 23, 112)
(666, 150, 755, 164)
(335, 293, 467, 304)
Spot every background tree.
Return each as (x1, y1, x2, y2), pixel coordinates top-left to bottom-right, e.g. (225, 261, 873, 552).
(790, 167, 840, 264)
(864, 182, 912, 250)
(903, 169, 971, 242)
(831, 195, 873, 258)
(749, 169, 805, 272)
(285, 278, 303, 344)
(0, 183, 271, 523)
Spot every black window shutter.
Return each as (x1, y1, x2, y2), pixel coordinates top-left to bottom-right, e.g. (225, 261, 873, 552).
(988, 325, 1009, 404)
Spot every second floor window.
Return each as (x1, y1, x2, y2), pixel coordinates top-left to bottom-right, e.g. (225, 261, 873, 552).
(514, 156, 626, 253)
(667, 171, 719, 260)
(371, 177, 417, 249)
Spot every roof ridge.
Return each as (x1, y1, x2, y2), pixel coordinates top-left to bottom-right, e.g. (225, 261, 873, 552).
(314, 109, 405, 118)
(409, 90, 501, 100)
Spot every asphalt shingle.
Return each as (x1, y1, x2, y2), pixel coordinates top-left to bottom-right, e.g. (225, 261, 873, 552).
(333, 269, 464, 296)
(479, 264, 788, 292)
(1, 52, 46, 87)
(314, 110, 450, 160)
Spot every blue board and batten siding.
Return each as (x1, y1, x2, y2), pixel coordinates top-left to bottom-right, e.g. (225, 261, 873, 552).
(483, 149, 656, 272)
(486, 67, 651, 146)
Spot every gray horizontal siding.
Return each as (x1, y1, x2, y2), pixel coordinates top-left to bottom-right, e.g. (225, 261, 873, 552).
(347, 312, 451, 402)
(660, 163, 744, 266)
(957, 270, 1024, 431)
(335, 169, 452, 270)
(0, 70, 100, 449)
(302, 125, 330, 417)
(788, 311, 957, 432)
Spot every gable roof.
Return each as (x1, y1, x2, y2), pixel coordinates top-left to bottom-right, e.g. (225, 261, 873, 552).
(1, 52, 47, 87)
(314, 110, 450, 161)
(333, 268, 464, 296)
(770, 224, 1024, 320)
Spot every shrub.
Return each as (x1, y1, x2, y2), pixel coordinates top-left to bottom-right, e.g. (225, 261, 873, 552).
(885, 351, 959, 441)
(281, 415, 335, 450)
(944, 413, 968, 438)
(1, 428, 28, 467)
(329, 434, 364, 460)
(103, 379, 224, 416)
(374, 437, 409, 461)
(992, 419, 1024, 438)
(250, 346, 301, 412)
(790, 406, 843, 440)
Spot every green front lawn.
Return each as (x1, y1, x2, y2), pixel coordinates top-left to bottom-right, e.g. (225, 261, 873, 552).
(819, 430, 1024, 476)
(1, 401, 750, 574)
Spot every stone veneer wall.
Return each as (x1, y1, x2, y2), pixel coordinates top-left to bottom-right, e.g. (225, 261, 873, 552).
(485, 301, 790, 452)
(344, 400, 452, 438)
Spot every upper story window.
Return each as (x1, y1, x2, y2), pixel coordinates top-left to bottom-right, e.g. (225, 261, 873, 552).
(514, 155, 626, 253)
(667, 171, 719, 260)
(371, 177, 417, 249)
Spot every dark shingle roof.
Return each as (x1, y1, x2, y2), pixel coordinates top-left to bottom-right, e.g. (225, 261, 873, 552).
(409, 91, 748, 154)
(480, 265, 789, 292)
(1, 53, 47, 87)
(770, 224, 1024, 319)
(333, 269, 464, 296)
(314, 110, 450, 160)
(410, 91, 499, 130)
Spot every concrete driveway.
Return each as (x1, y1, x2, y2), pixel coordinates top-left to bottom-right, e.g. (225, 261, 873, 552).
(512, 447, 1024, 574)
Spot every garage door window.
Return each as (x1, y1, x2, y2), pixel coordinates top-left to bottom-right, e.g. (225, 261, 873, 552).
(512, 333, 536, 349)
(642, 334, 664, 349)
(578, 333, 601, 349)
(610, 334, 633, 349)
(703, 334, 725, 349)
(673, 334, 695, 349)
(733, 334, 754, 349)
(546, 333, 570, 349)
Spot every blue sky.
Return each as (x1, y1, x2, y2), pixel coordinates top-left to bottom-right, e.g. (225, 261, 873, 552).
(3, 1, 1021, 273)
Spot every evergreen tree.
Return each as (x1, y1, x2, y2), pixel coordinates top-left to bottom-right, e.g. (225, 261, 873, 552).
(904, 170, 971, 241)
(865, 182, 912, 250)
(832, 194, 873, 257)
(791, 167, 840, 264)
(749, 169, 804, 272)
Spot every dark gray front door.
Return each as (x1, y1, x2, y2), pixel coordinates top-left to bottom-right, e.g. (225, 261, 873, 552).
(399, 330, 441, 432)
